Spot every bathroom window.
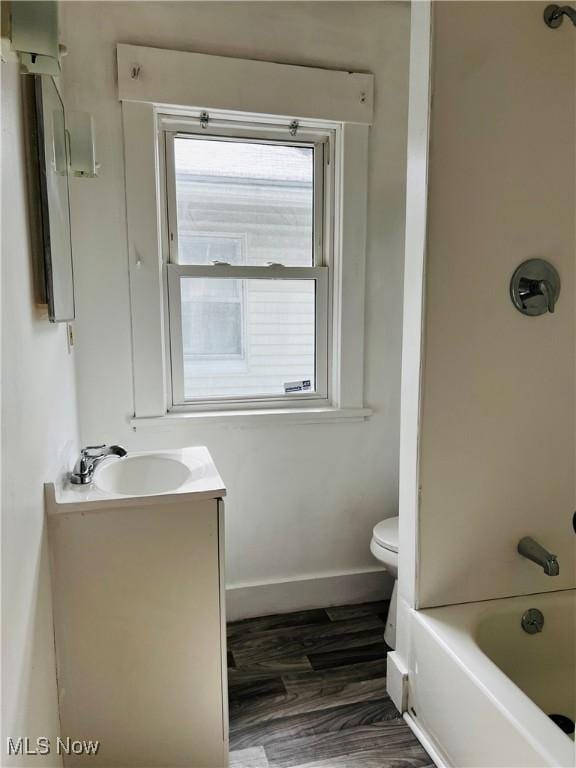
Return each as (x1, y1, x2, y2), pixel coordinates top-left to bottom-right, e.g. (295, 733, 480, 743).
(120, 46, 372, 423)
(163, 120, 330, 406)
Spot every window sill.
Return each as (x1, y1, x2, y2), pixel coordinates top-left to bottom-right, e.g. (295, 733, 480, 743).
(130, 406, 372, 429)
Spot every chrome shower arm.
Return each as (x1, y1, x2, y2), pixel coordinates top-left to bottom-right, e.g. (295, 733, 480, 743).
(557, 4, 576, 22)
(544, 4, 576, 27)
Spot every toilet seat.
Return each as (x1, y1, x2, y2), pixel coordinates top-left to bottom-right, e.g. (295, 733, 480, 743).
(372, 517, 398, 553)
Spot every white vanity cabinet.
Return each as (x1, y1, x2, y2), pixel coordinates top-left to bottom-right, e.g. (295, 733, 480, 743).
(46, 448, 228, 768)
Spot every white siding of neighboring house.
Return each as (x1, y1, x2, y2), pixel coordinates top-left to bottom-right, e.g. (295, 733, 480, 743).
(176, 174, 317, 399)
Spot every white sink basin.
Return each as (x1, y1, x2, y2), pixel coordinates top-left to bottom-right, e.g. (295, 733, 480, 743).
(47, 447, 226, 508)
(95, 455, 192, 496)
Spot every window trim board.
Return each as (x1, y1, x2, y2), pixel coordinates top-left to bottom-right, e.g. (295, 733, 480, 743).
(117, 43, 374, 125)
(123, 104, 368, 420)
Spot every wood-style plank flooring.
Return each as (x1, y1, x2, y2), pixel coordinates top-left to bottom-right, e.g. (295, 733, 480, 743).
(227, 602, 434, 768)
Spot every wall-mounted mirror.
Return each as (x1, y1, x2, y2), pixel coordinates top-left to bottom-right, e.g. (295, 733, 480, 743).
(32, 75, 75, 322)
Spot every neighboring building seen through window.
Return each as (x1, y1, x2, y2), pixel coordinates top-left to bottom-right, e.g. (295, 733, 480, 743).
(179, 235, 245, 360)
(169, 135, 323, 402)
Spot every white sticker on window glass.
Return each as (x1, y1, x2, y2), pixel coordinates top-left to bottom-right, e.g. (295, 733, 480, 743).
(284, 380, 312, 393)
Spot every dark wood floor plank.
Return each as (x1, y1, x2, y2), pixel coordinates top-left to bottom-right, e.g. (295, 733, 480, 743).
(229, 696, 400, 751)
(227, 609, 331, 640)
(264, 722, 433, 768)
(230, 677, 388, 728)
(227, 602, 431, 768)
(282, 658, 387, 693)
(307, 642, 389, 671)
(229, 615, 384, 651)
(285, 751, 435, 768)
(234, 627, 387, 669)
(229, 676, 286, 703)
(229, 656, 312, 686)
(231, 655, 315, 675)
(325, 601, 391, 623)
(228, 657, 313, 706)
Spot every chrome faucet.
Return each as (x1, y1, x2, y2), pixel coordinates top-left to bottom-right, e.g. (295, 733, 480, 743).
(517, 536, 560, 576)
(70, 444, 127, 485)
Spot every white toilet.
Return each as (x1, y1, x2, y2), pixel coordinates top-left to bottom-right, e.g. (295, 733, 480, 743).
(370, 516, 399, 649)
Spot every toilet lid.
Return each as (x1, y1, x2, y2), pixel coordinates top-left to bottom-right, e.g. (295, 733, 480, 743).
(373, 517, 399, 553)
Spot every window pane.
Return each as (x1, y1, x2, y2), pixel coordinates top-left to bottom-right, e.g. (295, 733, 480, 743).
(180, 234, 244, 266)
(183, 301, 242, 357)
(174, 137, 314, 267)
(183, 276, 240, 300)
(180, 278, 316, 399)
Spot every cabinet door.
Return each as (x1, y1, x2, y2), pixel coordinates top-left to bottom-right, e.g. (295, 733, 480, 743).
(50, 498, 226, 767)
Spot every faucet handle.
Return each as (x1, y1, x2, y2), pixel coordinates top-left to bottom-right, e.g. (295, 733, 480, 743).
(82, 444, 128, 458)
(538, 280, 556, 313)
(82, 444, 106, 456)
(510, 259, 560, 316)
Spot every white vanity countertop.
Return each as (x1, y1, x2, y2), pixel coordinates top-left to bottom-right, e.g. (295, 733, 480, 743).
(46, 446, 226, 514)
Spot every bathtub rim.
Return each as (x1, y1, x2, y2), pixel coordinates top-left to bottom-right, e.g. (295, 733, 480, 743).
(413, 589, 575, 768)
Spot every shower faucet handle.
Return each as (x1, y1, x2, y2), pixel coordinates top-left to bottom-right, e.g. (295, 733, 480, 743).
(538, 280, 555, 313)
(510, 259, 560, 316)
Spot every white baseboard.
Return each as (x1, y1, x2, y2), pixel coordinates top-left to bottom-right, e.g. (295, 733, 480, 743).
(226, 568, 393, 621)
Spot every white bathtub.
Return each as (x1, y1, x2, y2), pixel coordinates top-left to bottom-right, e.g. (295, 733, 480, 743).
(408, 590, 575, 767)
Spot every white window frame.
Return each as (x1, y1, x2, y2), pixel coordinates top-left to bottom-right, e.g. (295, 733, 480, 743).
(162, 117, 331, 411)
(119, 44, 372, 424)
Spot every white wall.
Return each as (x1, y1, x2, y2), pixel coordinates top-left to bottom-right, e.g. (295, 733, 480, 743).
(414, 2, 575, 609)
(1, 62, 79, 764)
(59, 2, 411, 610)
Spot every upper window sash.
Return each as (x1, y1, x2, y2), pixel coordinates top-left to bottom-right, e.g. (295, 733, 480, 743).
(160, 116, 332, 270)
